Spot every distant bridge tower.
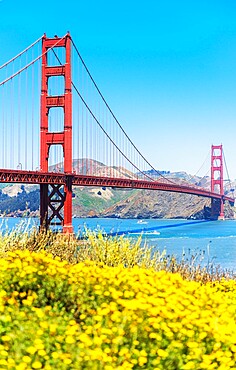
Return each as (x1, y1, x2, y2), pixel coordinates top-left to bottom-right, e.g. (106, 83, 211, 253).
(211, 144, 224, 220)
(40, 33, 73, 233)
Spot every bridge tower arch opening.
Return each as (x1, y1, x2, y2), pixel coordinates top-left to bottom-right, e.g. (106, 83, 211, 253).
(40, 33, 73, 233)
(211, 144, 224, 220)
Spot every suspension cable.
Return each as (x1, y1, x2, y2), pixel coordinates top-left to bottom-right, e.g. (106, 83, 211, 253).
(72, 81, 156, 182)
(0, 35, 67, 86)
(187, 149, 211, 185)
(51, 47, 176, 184)
(71, 39, 175, 184)
(0, 35, 43, 70)
(223, 149, 233, 194)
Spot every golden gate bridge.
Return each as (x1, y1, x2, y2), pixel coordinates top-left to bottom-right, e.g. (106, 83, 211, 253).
(0, 33, 234, 232)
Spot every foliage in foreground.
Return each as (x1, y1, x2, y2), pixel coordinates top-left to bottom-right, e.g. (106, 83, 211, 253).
(0, 223, 234, 283)
(1, 250, 236, 369)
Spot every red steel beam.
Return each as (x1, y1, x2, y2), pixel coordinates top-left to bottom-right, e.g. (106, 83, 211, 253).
(46, 96, 65, 108)
(45, 66, 65, 77)
(42, 37, 66, 48)
(0, 169, 234, 204)
(0, 169, 66, 184)
(46, 132, 64, 145)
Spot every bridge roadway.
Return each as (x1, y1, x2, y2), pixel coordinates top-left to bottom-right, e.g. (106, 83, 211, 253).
(0, 169, 234, 204)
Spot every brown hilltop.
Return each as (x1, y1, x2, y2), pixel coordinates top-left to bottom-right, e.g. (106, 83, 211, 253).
(50, 159, 136, 179)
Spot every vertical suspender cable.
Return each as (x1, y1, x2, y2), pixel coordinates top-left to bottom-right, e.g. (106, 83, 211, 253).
(25, 50, 28, 170)
(18, 56, 21, 167)
(81, 63, 84, 173)
(31, 47, 34, 170)
(10, 74, 13, 168)
(2, 84, 5, 167)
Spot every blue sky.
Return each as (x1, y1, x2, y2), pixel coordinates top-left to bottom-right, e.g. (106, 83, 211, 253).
(1, 0, 236, 178)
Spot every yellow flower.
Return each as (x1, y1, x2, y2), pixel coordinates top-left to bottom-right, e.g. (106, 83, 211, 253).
(63, 359, 72, 365)
(22, 356, 31, 363)
(0, 290, 7, 298)
(35, 309, 45, 318)
(49, 324, 57, 333)
(22, 299, 32, 306)
(38, 349, 47, 357)
(19, 292, 27, 298)
(52, 352, 59, 359)
(26, 346, 37, 355)
(32, 361, 42, 369)
(39, 321, 48, 329)
(15, 363, 27, 370)
(1, 335, 11, 342)
(157, 349, 168, 358)
(138, 356, 147, 366)
(65, 335, 75, 344)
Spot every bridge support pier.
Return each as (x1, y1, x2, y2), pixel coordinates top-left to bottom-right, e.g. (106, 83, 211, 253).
(63, 177, 73, 233)
(210, 198, 224, 220)
(40, 184, 48, 228)
(40, 181, 73, 232)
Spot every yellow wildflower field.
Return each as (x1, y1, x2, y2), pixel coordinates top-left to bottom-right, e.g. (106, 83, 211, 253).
(0, 249, 236, 369)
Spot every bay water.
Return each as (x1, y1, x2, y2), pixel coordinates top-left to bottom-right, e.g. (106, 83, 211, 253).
(1, 217, 236, 272)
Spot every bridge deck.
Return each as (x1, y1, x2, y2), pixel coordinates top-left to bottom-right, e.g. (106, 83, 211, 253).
(0, 169, 234, 203)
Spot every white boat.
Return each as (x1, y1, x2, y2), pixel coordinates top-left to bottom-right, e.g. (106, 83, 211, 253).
(147, 230, 160, 235)
(137, 220, 148, 224)
(130, 230, 160, 236)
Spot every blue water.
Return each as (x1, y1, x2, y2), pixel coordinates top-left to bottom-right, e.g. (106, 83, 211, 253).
(1, 217, 236, 271)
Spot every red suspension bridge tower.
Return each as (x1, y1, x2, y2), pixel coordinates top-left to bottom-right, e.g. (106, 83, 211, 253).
(40, 33, 73, 233)
(211, 144, 224, 220)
